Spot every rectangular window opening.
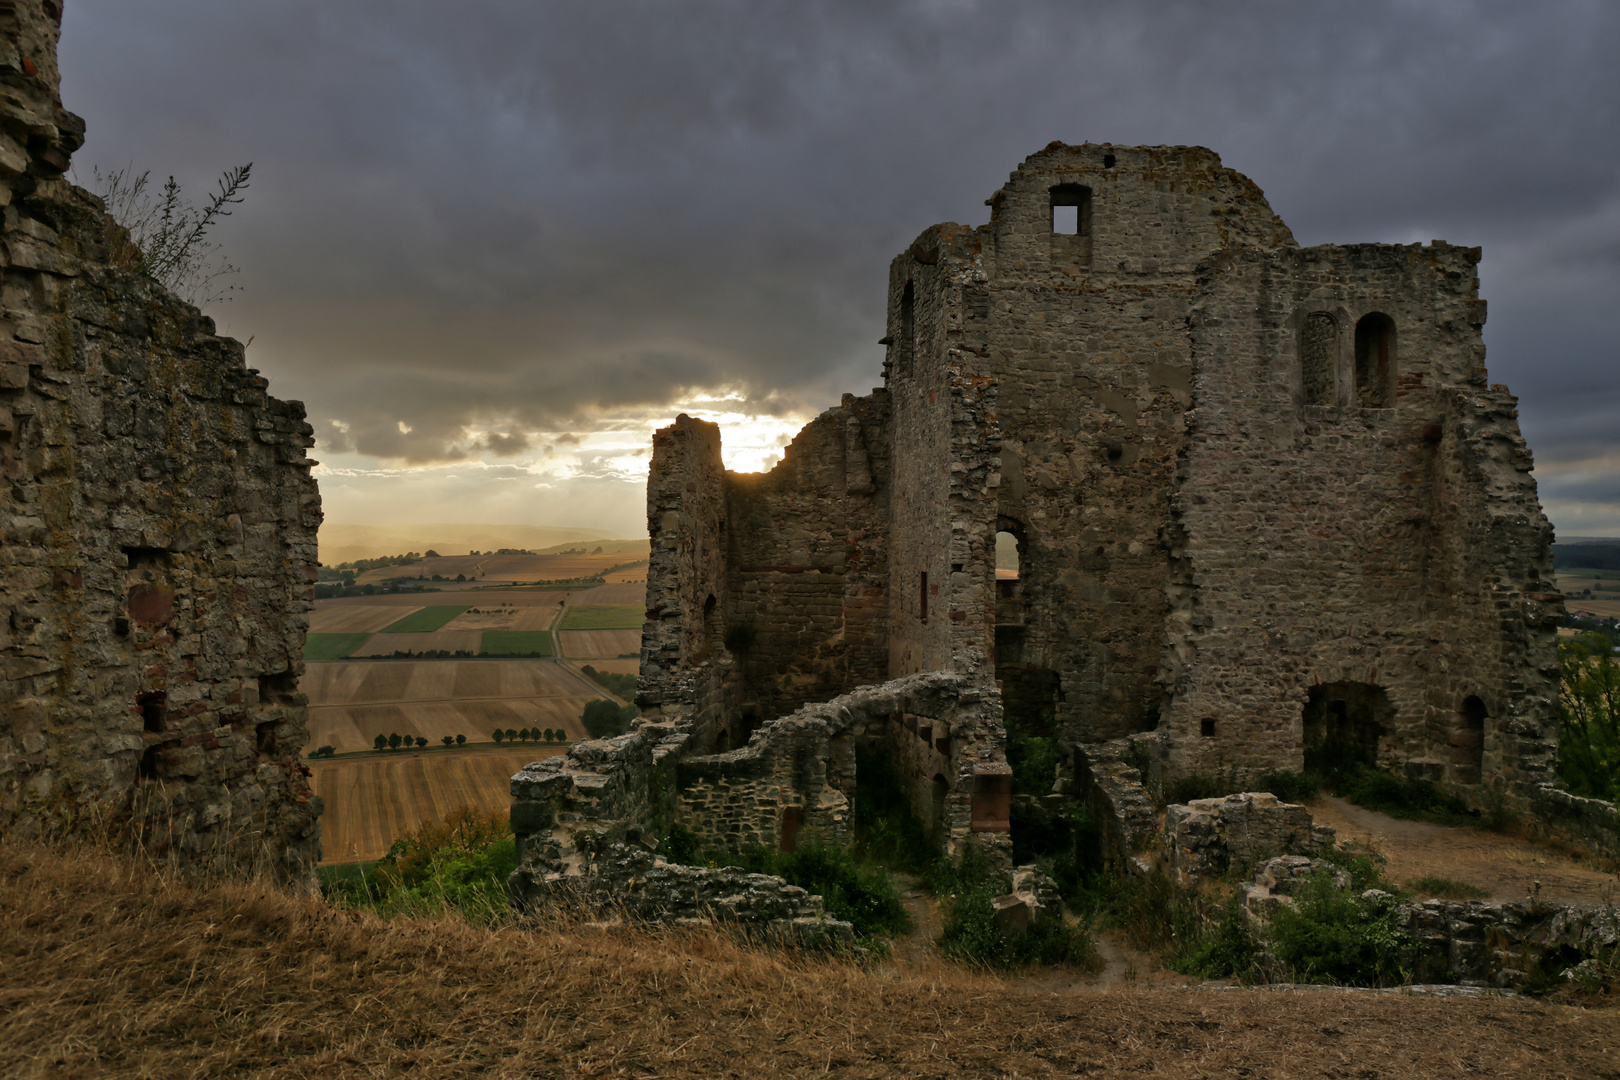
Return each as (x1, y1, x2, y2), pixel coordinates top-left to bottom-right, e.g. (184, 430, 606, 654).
(919, 571, 928, 622)
(1199, 718, 1216, 738)
(1052, 204, 1079, 234)
(138, 692, 167, 734)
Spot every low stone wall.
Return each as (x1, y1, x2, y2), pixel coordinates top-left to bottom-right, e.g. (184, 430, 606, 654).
(1165, 793, 1334, 882)
(1073, 736, 1160, 870)
(1530, 784, 1620, 862)
(543, 842, 855, 946)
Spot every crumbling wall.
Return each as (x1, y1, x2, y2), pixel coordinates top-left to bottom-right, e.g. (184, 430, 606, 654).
(1160, 241, 1560, 803)
(0, 0, 322, 880)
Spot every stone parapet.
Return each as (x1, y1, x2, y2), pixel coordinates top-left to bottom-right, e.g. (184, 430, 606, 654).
(1165, 792, 1334, 882)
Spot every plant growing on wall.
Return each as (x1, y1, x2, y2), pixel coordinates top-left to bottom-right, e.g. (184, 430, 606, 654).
(88, 162, 252, 307)
(1559, 635, 1620, 801)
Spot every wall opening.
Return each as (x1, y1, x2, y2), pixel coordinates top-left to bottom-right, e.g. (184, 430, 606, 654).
(1301, 311, 1337, 407)
(1303, 682, 1393, 774)
(898, 280, 915, 378)
(1449, 695, 1487, 785)
(138, 691, 166, 734)
(255, 720, 278, 757)
(1354, 312, 1396, 407)
(1049, 184, 1092, 235)
(919, 570, 928, 623)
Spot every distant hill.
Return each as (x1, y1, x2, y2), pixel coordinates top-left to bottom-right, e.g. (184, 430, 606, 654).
(1553, 539, 1620, 571)
(319, 523, 633, 565)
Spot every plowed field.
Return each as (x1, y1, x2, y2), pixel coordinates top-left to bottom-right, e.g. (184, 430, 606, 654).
(350, 631, 485, 656)
(310, 747, 563, 863)
(559, 629, 641, 658)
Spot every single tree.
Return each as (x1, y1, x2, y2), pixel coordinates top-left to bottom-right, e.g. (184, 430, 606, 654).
(415, 736, 428, 748)
(373, 734, 388, 751)
(388, 732, 403, 750)
(442, 735, 454, 746)
(455, 733, 466, 746)
(505, 727, 519, 743)
(493, 729, 505, 744)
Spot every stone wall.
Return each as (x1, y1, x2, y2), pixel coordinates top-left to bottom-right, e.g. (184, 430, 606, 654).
(0, 0, 322, 881)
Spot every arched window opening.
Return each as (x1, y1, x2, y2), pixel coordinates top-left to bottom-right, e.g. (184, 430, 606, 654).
(1302, 682, 1392, 775)
(898, 280, 915, 378)
(1449, 696, 1487, 785)
(994, 525, 1027, 662)
(1354, 312, 1396, 407)
(1049, 184, 1092, 235)
(1301, 312, 1337, 407)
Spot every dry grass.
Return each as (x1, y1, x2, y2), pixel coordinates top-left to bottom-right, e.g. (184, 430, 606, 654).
(559, 628, 642, 658)
(2, 841, 1618, 1079)
(309, 604, 425, 634)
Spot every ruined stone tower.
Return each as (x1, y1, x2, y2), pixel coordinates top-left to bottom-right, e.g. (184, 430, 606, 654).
(0, 1, 323, 880)
(617, 142, 1559, 861)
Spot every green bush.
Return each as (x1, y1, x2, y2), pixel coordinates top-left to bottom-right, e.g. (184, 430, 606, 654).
(1267, 868, 1410, 986)
(1558, 635, 1620, 802)
(936, 847, 1094, 971)
(322, 807, 517, 924)
(662, 822, 699, 865)
(1332, 766, 1478, 827)
(1173, 893, 1258, 979)
(581, 698, 637, 739)
(580, 664, 637, 699)
(726, 843, 909, 939)
(1006, 734, 1059, 796)
(1406, 875, 1489, 900)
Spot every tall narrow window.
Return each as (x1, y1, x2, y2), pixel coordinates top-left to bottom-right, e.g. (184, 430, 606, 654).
(1049, 184, 1092, 235)
(898, 280, 915, 378)
(1354, 312, 1396, 407)
(1301, 312, 1337, 406)
(919, 570, 928, 622)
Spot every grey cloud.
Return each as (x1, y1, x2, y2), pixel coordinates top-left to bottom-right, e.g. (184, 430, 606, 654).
(59, 0, 1620, 527)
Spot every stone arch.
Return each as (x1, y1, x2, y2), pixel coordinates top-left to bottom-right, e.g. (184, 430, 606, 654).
(1354, 312, 1396, 407)
(1302, 682, 1393, 774)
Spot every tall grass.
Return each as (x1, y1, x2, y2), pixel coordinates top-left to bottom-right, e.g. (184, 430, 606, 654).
(1559, 635, 1620, 802)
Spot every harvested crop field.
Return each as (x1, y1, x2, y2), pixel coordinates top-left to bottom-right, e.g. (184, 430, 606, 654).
(5, 841, 1619, 1080)
(308, 748, 559, 862)
(582, 580, 646, 604)
(304, 633, 371, 661)
(354, 552, 646, 588)
(440, 605, 558, 631)
(309, 604, 422, 634)
(378, 605, 470, 633)
(560, 628, 641, 658)
(305, 660, 599, 752)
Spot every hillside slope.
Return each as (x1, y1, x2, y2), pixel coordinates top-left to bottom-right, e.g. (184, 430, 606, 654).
(2, 842, 1617, 1079)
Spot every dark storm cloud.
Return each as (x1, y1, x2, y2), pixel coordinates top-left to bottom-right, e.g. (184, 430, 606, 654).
(59, 1, 1620, 519)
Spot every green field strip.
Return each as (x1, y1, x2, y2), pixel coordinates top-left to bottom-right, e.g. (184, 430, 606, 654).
(378, 606, 471, 633)
(480, 631, 555, 656)
(304, 633, 373, 661)
(559, 605, 644, 630)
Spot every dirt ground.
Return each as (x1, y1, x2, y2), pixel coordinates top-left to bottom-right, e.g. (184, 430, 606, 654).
(1308, 795, 1620, 905)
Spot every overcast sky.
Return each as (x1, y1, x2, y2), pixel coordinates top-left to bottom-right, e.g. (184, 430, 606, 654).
(58, 0, 1620, 538)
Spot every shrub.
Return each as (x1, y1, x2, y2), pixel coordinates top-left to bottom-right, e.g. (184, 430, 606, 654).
(662, 823, 699, 865)
(1558, 635, 1620, 802)
(323, 807, 517, 924)
(1332, 766, 1477, 827)
(581, 699, 636, 740)
(727, 843, 909, 940)
(1006, 734, 1059, 796)
(936, 847, 1094, 971)
(1267, 869, 1410, 986)
(580, 664, 637, 699)
(309, 745, 336, 758)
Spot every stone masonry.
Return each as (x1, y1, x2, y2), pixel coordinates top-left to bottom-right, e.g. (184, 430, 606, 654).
(0, 1, 322, 882)
(604, 140, 1563, 872)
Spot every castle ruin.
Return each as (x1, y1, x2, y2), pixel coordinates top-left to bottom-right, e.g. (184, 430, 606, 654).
(0, 1, 323, 881)
(512, 140, 1563, 889)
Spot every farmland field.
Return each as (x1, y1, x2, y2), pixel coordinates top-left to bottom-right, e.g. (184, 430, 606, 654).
(481, 631, 554, 656)
(304, 659, 600, 752)
(380, 606, 471, 633)
(309, 604, 421, 634)
(351, 551, 649, 589)
(559, 629, 641, 658)
(309, 747, 562, 863)
(350, 631, 484, 656)
(304, 633, 371, 661)
(560, 604, 643, 629)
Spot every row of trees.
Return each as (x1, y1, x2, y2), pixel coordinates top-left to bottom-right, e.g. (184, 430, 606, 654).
(372, 733, 469, 751)
(492, 728, 569, 744)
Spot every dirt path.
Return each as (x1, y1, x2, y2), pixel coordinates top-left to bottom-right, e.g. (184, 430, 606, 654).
(1308, 795, 1620, 906)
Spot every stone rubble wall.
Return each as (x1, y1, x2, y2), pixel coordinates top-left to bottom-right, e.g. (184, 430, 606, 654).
(1241, 856, 1620, 990)
(1529, 784, 1620, 861)
(544, 842, 855, 947)
(509, 671, 1013, 912)
(1071, 736, 1160, 869)
(0, 0, 322, 882)
(1164, 792, 1334, 883)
